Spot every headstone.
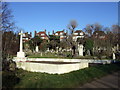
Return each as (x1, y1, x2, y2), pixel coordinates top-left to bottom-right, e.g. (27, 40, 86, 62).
(59, 47, 62, 51)
(112, 47, 116, 52)
(112, 53, 116, 60)
(70, 48, 72, 51)
(117, 44, 119, 51)
(56, 47, 59, 53)
(17, 30, 25, 58)
(35, 46, 39, 52)
(47, 48, 49, 52)
(78, 44, 83, 56)
(41, 52, 43, 56)
(87, 50, 90, 56)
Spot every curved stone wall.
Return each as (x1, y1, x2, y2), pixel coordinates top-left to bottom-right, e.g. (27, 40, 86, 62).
(16, 61, 88, 74)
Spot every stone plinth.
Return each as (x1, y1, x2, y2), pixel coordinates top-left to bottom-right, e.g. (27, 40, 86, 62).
(17, 52, 25, 58)
(13, 57, 27, 62)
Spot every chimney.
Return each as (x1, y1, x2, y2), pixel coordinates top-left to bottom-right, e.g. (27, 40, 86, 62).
(34, 31, 37, 37)
(52, 30, 54, 35)
(48, 32, 50, 35)
(44, 29, 46, 33)
(66, 30, 68, 35)
(30, 32, 32, 37)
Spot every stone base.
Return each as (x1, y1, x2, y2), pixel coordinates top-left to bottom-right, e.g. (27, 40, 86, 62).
(13, 57, 27, 62)
(79, 52, 83, 56)
(17, 52, 25, 58)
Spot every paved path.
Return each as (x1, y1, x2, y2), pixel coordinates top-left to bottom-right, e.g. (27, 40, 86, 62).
(79, 71, 120, 88)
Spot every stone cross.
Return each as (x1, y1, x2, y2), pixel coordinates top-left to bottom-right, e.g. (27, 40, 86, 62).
(17, 30, 25, 58)
(19, 30, 24, 52)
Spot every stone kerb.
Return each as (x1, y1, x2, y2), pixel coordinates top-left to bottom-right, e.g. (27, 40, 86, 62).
(13, 57, 112, 74)
(16, 61, 88, 74)
(26, 58, 112, 64)
(27, 58, 81, 62)
(13, 57, 112, 64)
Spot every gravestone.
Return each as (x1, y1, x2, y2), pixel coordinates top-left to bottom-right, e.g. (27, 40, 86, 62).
(78, 44, 83, 56)
(47, 48, 49, 52)
(59, 47, 62, 52)
(112, 53, 116, 60)
(117, 44, 119, 51)
(56, 47, 59, 53)
(35, 46, 39, 52)
(86, 50, 90, 56)
(17, 30, 25, 58)
(41, 52, 43, 56)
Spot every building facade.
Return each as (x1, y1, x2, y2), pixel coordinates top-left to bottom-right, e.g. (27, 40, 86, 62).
(22, 32, 32, 42)
(35, 30, 49, 40)
(54, 30, 67, 41)
(72, 30, 85, 41)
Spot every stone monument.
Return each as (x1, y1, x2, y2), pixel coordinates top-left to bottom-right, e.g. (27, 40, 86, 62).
(78, 44, 83, 56)
(17, 30, 25, 58)
(112, 53, 116, 60)
(56, 47, 59, 53)
(35, 46, 39, 52)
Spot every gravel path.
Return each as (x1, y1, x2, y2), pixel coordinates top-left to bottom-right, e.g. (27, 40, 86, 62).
(79, 71, 120, 88)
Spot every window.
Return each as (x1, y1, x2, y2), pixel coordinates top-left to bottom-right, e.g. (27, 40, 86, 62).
(73, 33, 78, 35)
(80, 32, 83, 35)
(60, 33, 63, 35)
(41, 34, 45, 36)
(55, 33, 58, 35)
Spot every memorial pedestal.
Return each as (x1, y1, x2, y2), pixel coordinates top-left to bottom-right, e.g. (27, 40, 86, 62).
(17, 51, 25, 58)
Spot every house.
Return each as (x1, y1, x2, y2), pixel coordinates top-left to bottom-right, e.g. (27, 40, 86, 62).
(34, 30, 49, 40)
(72, 30, 85, 41)
(92, 31, 107, 40)
(54, 30, 67, 41)
(22, 32, 32, 42)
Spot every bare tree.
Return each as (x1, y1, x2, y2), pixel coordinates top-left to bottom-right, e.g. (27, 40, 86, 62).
(84, 24, 93, 37)
(1, 2, 18, 59)
(104, 27, 110, 34)
(67, 20, 78, 56)
(1, 2, 15, 31)
(91, 23, 103, 32)
(111, 25, 120, 50)
(111, 25, 120, 34)
(67, 20, 78, 35)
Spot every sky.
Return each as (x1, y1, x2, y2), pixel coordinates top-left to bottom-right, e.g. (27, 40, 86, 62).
(9, 2, 118, 36)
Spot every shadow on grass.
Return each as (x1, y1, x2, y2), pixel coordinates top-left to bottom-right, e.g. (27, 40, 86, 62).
(2, 70, 20, 89)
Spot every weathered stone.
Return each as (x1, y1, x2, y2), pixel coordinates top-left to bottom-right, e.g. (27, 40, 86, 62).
(78, 44, 83, 56)
(35, 46, 39, 52)
(17, 30, 25, 58)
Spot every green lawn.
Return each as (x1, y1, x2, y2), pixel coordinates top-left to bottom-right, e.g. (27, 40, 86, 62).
(27, 52, 97, 59)
(2, 63, 120, 88)
(27, 52, 62, 58)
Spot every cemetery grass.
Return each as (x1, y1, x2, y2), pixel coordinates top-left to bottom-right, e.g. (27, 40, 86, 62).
(2, 63, 120, 88)
(27, 52, 109, 59)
